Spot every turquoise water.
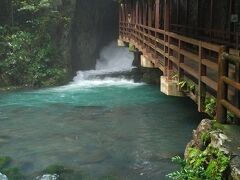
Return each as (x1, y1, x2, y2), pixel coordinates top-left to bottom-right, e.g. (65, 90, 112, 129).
(0, 44, 202, 179)
(0, 74, 202, 179)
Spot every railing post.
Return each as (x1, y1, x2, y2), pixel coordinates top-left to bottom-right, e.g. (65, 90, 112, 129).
(198, 42, 207, 112)
(178, 40, 184, 90)
(216, 47, 228, 123)
(164, 0, 170, 32)
(235, 61, 240, 124)
(155, 0, 160, 29)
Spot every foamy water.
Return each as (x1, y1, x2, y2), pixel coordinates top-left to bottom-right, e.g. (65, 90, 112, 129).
(51, 42, 142, 92)
(0, 42, 202, 179)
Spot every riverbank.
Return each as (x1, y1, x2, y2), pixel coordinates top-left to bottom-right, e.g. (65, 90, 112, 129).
(168, 119, 240, 180)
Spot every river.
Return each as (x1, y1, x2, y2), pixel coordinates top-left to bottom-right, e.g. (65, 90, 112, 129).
(0, 42, 202, 179)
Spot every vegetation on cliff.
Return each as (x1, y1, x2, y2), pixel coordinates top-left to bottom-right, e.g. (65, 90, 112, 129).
(0, 0, 71, 88)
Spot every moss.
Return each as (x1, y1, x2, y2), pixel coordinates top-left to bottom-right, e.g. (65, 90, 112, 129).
(43, 165, 65, 174)
(2, 168, 24, 180)
(0, 156, 11, 170)
(43, 164, 74, 175)
(128, 43, 136, 52)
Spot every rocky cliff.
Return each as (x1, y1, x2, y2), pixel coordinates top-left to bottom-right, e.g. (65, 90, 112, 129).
(70, 0, 118, 71)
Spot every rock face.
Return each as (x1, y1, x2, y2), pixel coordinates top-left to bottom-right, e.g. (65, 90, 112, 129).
(70, 0, 118, 71)
(49, 0, 118, 73)
(185, 119, 240, 180)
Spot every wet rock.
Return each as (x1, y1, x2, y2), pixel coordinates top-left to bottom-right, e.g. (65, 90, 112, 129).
(184, 119, 240, 179)
(36, 174, 59, 180)
(141, 67, 162, 84)
(210, 131, 231, 155)
(230, 156, 240, 180)
(185, 119, 213, 158)
(3, 168, 24, 180)
(0, 172, 8, 180)
(0, 156, 11, 170)
(43, 165, 66, 175)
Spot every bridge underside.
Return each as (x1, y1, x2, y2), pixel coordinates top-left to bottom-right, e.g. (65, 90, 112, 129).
(118, 0, 240, 124)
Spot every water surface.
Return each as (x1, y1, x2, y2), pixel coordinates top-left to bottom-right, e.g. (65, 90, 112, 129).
(0, 43, 202, 179)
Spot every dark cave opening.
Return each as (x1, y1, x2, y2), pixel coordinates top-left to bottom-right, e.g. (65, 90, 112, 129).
(70, 0, 119, 71)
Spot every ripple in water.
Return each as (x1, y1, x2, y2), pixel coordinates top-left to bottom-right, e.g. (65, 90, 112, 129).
(0, 42, 202, 179)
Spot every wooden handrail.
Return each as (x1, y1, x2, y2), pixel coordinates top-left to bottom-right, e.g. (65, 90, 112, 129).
(119, 22, 240, 124)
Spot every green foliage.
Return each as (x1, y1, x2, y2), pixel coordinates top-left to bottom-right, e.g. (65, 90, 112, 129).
(178, 78, 196, 94)
(0, 156, 24, 180)
(200, 132, 211, 147)
(43, 164, 66, 174)
(128, 43, 136, 52)
(167, 147, 230, 180)
(0, 156, 11, 170)
(2, 168, 24, 180)
(204, 96, 217, 119)
(0, 0, 71, 88)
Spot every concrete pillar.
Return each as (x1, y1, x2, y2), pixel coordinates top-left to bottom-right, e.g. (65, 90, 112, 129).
(160, 76, 183, 96)
(117, 39, 125, 47)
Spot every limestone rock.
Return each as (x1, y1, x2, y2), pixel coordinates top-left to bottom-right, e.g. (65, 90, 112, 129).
(192, 119, 213, 149)
(36, 174, 59, 180)
(210, 131, 231, 155)
(231, 156, 240, 180)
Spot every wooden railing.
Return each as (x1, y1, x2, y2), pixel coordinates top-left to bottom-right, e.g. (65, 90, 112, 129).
(170, 24, 240, 49)
(120, 21, 224, 109)
(120, 21, 240, 123)
(217, 53, 240, 124)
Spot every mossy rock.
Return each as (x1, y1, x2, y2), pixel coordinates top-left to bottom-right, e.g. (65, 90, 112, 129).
(43, 165, 73, 175)
(0, 156, 11, 170)
(2, 167, 24, 180)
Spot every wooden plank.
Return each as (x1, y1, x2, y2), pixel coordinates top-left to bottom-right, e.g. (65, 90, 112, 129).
(223, 53, 240, 64)
(229, 48, 240, 56)
(202, 59, 218, 71)
(180, 49, 200, 63)
(202, 76, 218, 91)
(169, 44, 179, 52)
(169, 56, 178, 65)
(180, 63, 198, 79)
(201, 41, 220, 52)
(156, 47, 165, 56)
(221, 99, 240, 118)
(221, 76, 240, 91)
(155, 28, 165, 34)
(156, 38, 165, 45)
(168, 32, 199, 46)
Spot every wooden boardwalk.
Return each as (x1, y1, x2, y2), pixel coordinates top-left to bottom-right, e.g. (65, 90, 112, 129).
(119, 0, 240, 123)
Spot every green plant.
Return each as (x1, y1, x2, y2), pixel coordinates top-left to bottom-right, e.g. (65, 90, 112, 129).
(178, 79, 196, 94)
(204, 96, 217, 119)
(167, 147, 230, 180)
(128, 43, 136, 52)
(0, 0, 71, 88)
(200, 132, 211, 147)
